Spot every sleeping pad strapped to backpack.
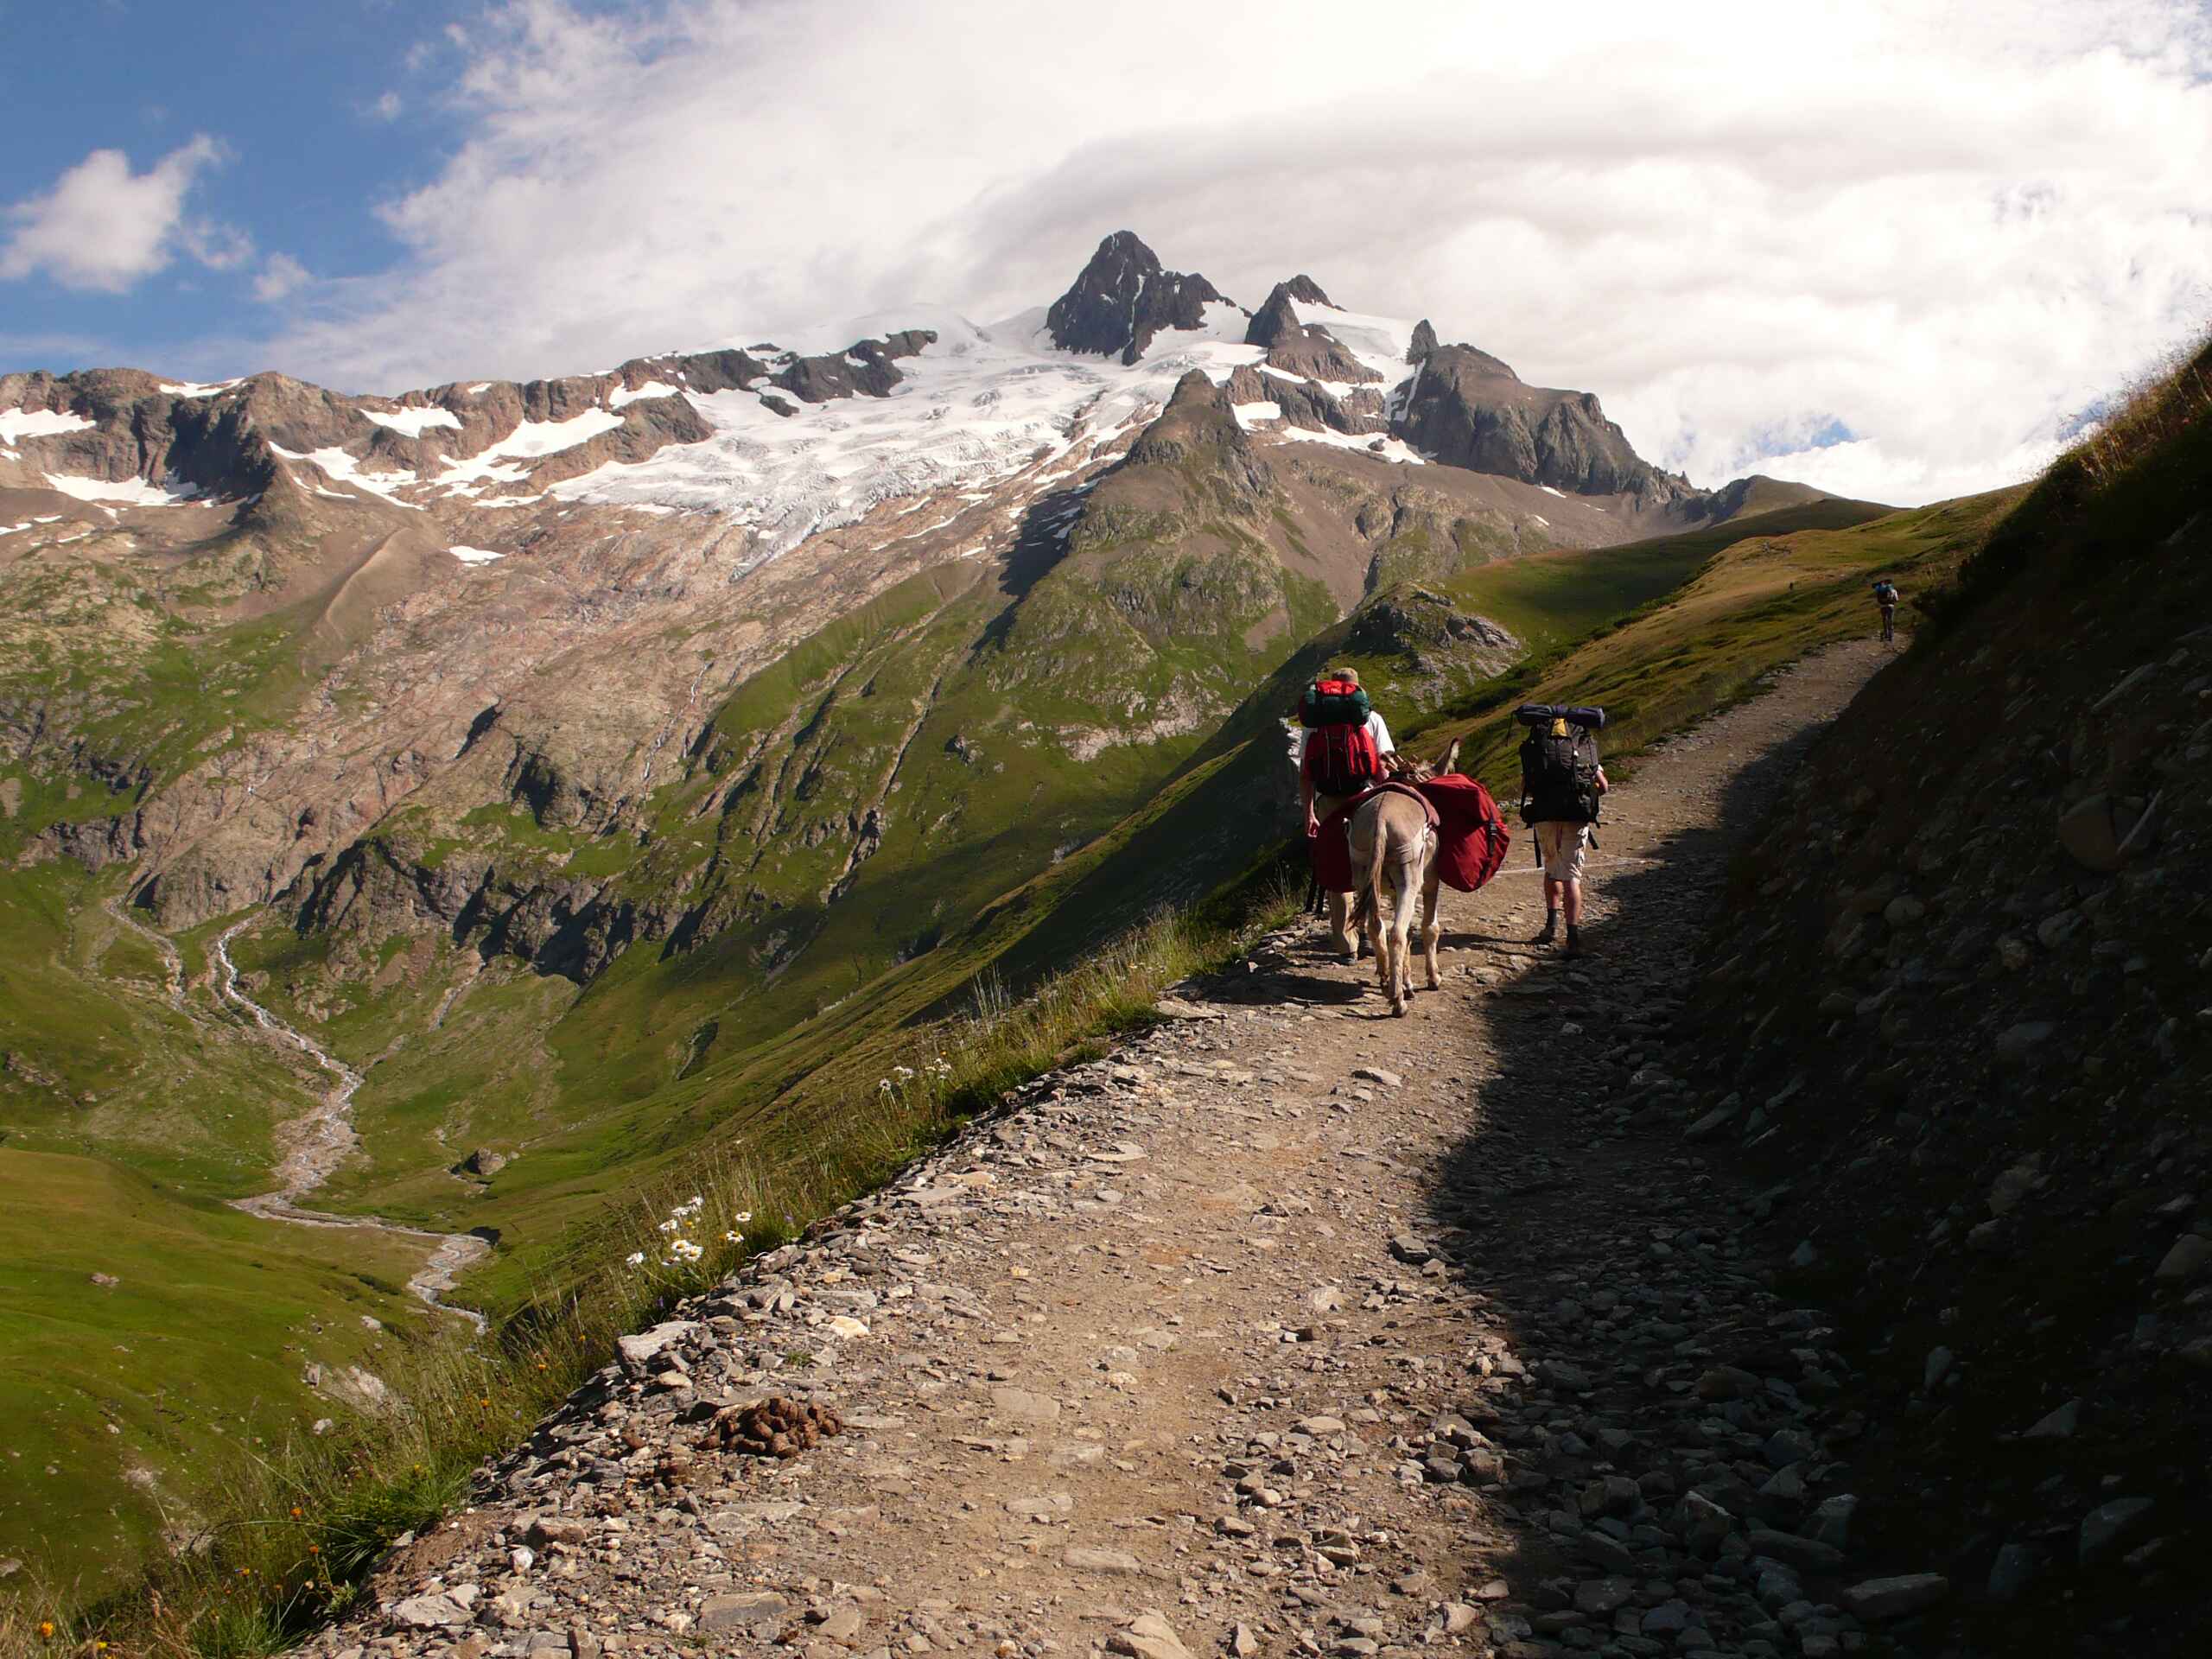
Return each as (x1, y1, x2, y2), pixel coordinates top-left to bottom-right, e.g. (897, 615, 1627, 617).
(1301, 677, 1381, 798)
(1516, 703, 1605, 827)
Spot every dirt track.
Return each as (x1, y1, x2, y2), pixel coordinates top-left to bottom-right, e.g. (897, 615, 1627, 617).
(321, 643, 1924, 1659)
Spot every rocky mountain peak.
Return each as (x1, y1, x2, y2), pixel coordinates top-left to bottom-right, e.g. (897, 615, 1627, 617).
(1124, 369, 1271, 503)
(1395, 344, 1685, 502)
(1045, 232, 1231, 366)
(1408, 320, 1439, 363)
(1243, 283, 1379, 385)
(1243, 284, 1305, 350)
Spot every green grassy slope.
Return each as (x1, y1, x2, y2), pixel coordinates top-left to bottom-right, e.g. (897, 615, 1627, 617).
(0, 863, 459, 1590)
(1439, 497, 1891, 654)
(0, 1148, 437, 1583)
(1420, 490, 2023, 791)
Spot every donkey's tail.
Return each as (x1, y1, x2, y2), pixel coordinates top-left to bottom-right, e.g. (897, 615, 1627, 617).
(1351, 821, 1389, 934)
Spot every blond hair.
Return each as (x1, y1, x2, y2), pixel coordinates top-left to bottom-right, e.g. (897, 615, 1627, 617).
(1325, 666, 1360, 686)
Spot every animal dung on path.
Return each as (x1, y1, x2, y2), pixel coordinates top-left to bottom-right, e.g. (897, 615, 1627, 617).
(701, 1395, 843, 1458)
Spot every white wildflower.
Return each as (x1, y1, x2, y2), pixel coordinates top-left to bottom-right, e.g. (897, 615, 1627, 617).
(624, 1251, 645, 1267)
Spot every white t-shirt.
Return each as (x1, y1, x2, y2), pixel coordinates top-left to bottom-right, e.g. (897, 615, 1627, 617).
(1291, 711, 1395, 766)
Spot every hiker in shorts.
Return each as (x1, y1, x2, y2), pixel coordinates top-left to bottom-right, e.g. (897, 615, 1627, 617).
(1872, 578, 1900, 644)
(1516, 706, 1608, 954)
(1296, 667, 1395, 955)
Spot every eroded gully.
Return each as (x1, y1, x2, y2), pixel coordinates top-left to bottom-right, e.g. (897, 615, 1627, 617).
(212, 919, 491, 1334)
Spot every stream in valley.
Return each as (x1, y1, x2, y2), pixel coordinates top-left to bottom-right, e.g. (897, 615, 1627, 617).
(212, 920, 491, 1334)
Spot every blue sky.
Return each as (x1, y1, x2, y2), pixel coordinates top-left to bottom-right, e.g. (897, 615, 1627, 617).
(0, 0, 492, 374)
(3, 0, 2209, 505)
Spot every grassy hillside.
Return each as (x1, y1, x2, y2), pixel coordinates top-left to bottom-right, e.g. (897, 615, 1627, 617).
(0, 1150, 434, 1580)
(1438, 496, 1890, 654)
(1417, 489, 2022, 791)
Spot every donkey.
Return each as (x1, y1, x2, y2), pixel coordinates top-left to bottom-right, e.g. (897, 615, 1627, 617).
(1349, 738, 1461, 1015)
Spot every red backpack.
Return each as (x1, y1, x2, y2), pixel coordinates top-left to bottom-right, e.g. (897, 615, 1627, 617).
(1304, 717, 1382, 798)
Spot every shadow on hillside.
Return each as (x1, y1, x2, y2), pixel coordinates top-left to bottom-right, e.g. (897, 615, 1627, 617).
(1405, 703, 1855, 1645)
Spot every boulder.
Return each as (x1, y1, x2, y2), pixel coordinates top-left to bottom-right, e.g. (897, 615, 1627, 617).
(2154, 1233, 2211, 1281)
(1841, 1574, 1948, 1619)
(615, 1319, 697, 1375)
(2056, 792, 2153, 873)
(2077, 1497, 2155, 1564)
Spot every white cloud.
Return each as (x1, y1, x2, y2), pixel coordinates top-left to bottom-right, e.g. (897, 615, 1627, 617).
(371, 90, 404, 121)
(2, 136, 244, 293)
(254, 252, 312, 302)
(267, 0, 2212, 505)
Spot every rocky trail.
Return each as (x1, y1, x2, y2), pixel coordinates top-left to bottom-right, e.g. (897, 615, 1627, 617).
(312, 642, 1954, 1659)
(211, 921, 493, 1332)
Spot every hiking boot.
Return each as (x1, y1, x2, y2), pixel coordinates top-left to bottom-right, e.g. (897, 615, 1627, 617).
(1566, 925, 1591, 956)
(1530, 916, 1559, 947)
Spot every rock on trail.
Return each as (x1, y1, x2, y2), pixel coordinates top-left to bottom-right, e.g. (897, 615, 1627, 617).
(312, 645, 1947, 1659)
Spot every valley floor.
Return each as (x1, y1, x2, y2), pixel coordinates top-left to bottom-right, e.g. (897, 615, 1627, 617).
(315, 643, 1976, 1659)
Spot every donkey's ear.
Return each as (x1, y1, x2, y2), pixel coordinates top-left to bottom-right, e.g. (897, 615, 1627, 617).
(1437, 738, 1461, 776)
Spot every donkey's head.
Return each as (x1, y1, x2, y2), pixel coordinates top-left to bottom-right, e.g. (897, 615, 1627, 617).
(1382, 736, 1462, 785)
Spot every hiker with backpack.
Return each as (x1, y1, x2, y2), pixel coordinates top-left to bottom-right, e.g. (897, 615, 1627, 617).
(1516, 704, 1608, 954)
(1297, 667, 1395, 955)
(1872, 578, 1900, 644)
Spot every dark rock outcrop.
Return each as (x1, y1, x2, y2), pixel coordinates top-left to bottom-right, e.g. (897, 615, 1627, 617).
(1242, 283, 1379, 385)
(1408, 320, 1439, 363)
(1392, 345, 1691, 503)
(1046, 232, 1231, 365)
(1222, 365, 1382, 436)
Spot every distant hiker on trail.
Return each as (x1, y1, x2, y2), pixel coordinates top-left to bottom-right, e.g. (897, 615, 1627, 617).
(1516, 703, 1608, 955)
(1296, 667, 1395, 956)
(1872, 578, 1900, 644)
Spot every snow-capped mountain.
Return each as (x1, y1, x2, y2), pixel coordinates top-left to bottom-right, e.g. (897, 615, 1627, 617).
(1, 228, 1828, 949)
(0, 229, 1741, 587)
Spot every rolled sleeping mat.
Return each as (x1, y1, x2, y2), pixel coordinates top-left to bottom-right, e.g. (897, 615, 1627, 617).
(1514, 703, 1606, 729)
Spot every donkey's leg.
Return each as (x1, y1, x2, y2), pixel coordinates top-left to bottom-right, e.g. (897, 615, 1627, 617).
(1362, 889, 1380, 995)
(1421, 862, 1444, 989)
(1388, 857, 1416, 1016)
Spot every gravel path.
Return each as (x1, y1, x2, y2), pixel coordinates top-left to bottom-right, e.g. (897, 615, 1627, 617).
(321, 642, 1927, 1659)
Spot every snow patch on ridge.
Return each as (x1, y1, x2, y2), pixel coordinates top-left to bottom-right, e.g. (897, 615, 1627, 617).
(609, 381, 679, 408)
(1287, 298, 1419, 385)
(159, 379, 244, 398)
(431, 408, 626, 493)
(448, 545, 504, 564)
(1273, 428, 1427, 467)
(270, 443, 423, 510)
(1, 408, 95, 442)
(41, 471, 207, 505)
(364, 405, 463, 436)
